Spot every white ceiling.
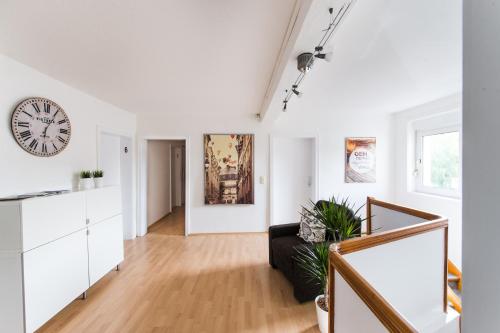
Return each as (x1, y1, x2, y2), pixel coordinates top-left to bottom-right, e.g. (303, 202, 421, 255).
(265, 0, 462, 120)
(0, 0, 297, 116)
(0, 0, 462, 119)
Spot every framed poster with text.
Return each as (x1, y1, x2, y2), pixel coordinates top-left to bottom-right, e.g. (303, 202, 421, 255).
(345, 137, 376, 183)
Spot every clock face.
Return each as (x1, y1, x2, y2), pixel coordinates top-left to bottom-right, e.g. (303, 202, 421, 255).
(11, 97, 71, 157)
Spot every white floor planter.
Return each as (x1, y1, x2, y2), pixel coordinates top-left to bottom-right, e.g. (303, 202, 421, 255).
(315, 295, 328, 333)
(94, 177, 104, 188)
(79, 178, 94, 190)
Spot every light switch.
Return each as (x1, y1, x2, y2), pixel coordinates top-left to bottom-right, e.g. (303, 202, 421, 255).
(259, 176, 265, 184)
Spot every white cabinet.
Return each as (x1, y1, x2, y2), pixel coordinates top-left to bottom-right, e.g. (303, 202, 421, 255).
(23, 229, 89, 333)
(21, 192, 86, 251)
(0, 186, 124, 333)
(88, 215, 124, 285)
(86, 186, 122, 225)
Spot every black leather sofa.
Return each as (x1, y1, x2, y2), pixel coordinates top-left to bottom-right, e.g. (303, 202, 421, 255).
(268, 200, 361, 303)
(269, 222, 322, 302)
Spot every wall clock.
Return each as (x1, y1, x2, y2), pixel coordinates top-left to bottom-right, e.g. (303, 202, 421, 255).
(11, 97, 71, 157)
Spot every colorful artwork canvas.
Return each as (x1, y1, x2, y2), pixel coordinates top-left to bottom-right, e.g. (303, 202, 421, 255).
(204, 134, 254, 204)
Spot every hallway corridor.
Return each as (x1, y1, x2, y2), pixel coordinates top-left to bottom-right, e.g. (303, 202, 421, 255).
(148, 206, 185, 236)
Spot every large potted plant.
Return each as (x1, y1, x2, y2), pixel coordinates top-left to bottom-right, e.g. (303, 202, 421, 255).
(295, 197, 364, 333)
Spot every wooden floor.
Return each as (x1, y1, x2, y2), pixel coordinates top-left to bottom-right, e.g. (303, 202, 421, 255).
(148, 206, 186, 236)
(38, 208, 319, 333)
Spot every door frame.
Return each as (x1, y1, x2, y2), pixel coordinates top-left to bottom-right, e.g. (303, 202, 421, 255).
(138, 136, 190, 237)
(269, 135, 319, 226)
(96, 126, 137, 239)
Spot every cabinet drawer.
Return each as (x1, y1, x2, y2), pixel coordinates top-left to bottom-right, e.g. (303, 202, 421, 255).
(88, 215, 124, 286)
(21, 192, 86, 251)
(23, 229, 89, 333)
(86, 186, 122, 225)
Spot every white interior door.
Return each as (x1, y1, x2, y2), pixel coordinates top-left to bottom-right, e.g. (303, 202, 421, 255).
(120, 137, 133, 239)
(271, 137, 316, 225)
(172, 147, 183, 207)
(99, 133, 121, 186)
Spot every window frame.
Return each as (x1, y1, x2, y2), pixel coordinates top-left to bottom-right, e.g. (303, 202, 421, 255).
(414, 125, 461, 198)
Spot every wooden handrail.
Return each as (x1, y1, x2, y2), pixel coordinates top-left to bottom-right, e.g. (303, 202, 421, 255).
(329, 250, 418, 333)
(367, 197, 441, 224)
(329, 197, 450, 332)
(337, 218, 448, 255)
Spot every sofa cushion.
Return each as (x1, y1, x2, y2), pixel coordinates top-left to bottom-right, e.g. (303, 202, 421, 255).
(297, 207, 326, 243)
(271, 235, 307, 282)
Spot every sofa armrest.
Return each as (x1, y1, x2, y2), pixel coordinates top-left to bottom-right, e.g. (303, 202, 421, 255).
(269, 223, 300, 268)
(269, 223, 300, 239)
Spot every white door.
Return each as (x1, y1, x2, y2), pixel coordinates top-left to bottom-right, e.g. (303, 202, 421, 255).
(88, 215, 124, 286)
(271, 137, 316, 225)
(99, 133, 121, 186)
(172, 147, 183, 207)
(120, 137, 134, 239)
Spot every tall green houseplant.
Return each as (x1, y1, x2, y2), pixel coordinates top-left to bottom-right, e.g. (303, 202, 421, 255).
(294, 196, 365, 310)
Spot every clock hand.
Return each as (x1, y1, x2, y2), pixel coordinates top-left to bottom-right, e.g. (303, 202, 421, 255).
(43, 109, 60, 137)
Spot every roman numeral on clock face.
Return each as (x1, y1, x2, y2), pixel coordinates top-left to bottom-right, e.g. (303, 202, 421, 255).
(57, 136, 66, 143)
(32, 103, 41, 113)
(42, 143, 48, 154)
(44, 103, 51, 114)
(20, 130, 32, 140)
(17, 122, 30, 128)
(60, 128, 68, 134)
(29, 139, 38, 150)
(22, 111, 33, 118)
(58, 119, 66, 125)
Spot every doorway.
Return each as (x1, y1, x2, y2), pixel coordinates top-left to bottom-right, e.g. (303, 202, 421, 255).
(270, 136, 318, 226)
(98, 131, 135, 240)
(145, 139, 186, 236)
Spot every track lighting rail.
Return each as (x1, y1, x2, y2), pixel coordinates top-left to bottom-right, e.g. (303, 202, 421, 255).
(282, 1, 355, 111)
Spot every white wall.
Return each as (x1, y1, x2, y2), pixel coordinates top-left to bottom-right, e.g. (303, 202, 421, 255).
(138, 106, 395, 234)
(393, 94, 462, 267)
(271, 137, 315, 225)
(0, 55, 136, 198)
(147, 140, 171, 226)
(463, 1, 500, 331)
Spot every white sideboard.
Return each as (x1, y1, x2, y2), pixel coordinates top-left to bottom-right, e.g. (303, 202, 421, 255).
(0, 186, 124, 333)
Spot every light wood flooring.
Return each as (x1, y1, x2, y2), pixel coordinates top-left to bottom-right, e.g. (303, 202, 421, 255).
(38, 208, 319, 333)
(148, 206, 185, 236)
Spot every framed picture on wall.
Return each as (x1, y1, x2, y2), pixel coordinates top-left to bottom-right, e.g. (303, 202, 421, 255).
(345, 137, 376, 183)
(204, 134, 254, 205)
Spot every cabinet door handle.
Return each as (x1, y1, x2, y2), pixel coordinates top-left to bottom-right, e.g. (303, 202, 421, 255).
(86, 218, 90, 225)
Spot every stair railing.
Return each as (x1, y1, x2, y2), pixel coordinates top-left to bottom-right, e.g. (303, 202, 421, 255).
(328, 198, 449, 333)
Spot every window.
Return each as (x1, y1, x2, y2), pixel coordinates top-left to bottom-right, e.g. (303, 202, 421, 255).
(415, 126, 461, 197)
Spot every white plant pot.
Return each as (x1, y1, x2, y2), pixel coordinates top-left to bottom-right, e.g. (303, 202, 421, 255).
(79, 178, 94, 190)
(315, 295, 328, 333)
(94, 177, 104, 188)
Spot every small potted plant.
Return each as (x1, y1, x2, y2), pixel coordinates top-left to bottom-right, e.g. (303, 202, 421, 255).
(295, 197, 365, 333)
(79, 170, 93, 190)
(92, 170, 104, 188)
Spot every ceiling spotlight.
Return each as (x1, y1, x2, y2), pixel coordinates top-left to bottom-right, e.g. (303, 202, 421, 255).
(314, 46, 333, 62)
(297, 52, 314, 73)
(315, 52, 333, 62)
(292, 85, 302, 98)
